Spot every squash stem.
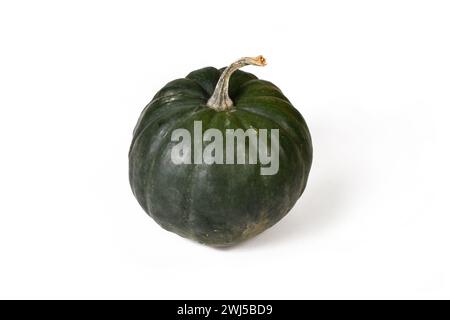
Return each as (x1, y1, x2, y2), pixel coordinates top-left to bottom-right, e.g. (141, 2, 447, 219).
(207, 56, 266, 111)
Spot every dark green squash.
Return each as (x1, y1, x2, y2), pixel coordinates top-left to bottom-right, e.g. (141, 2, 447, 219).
(129, 56, 312, 246)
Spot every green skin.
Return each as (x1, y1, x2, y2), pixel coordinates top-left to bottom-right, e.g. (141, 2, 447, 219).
(129, 66, 313, 246)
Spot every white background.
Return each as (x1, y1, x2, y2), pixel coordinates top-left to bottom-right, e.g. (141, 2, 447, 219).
(1, 0, 449, 299)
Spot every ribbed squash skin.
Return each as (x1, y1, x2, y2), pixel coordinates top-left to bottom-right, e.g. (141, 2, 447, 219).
(129, 67, 312, 246)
